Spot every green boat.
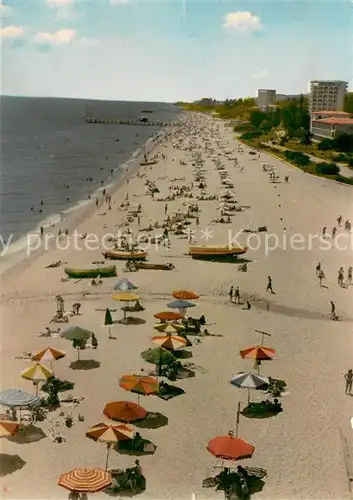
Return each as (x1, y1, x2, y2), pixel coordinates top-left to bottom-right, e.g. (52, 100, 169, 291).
(64, 265, 117, 279)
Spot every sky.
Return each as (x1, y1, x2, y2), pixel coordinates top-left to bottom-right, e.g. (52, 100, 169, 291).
(1, 0, 352, 101)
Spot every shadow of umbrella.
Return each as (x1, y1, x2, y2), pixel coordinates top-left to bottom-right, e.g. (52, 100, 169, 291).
(115, 439, 157, 456)
(69, 360, 101, 370)
(0, 454, 26, 476)
(118, 317, 146, 326)
(173, 350, 193, 360)
(134, 412, 168, 429)
(7, 425, 46, 444)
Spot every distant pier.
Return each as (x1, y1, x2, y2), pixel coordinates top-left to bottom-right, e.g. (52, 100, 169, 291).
(85, 117, 176, 126)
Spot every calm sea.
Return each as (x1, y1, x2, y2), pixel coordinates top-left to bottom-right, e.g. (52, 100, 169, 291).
(0, 96, 180, 252)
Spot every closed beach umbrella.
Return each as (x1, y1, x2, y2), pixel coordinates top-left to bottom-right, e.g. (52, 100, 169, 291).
(0, 389, 40, 409)
(167, 299, 195, 317)
(207, 434, 254, 461)
(153, 323, 184, 334)
(58, 467, 112, 493)
(113, 277, 138, 292)
(152, 334, 187, 351)
(112, 292, 139, 320)
(172, 290, 199, 300)
(119, 374, 158, 403)
(86, 422, 133, 469)
(104, 308, 114, 338)
(154, 311, 183, 322)
(0, 421, 20, 438)
(230, 372, 269, 403)
(21, 363, 53, 395)
(103, 401, 147, 423)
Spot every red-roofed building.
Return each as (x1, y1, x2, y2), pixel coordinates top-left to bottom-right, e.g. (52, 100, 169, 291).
(310, 111, 353, 139)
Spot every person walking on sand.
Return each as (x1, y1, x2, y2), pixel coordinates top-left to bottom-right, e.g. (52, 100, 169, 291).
(228, 286, 234, 303)
(347, 266, 352, 285)
(165, 203, 168, 215)
(337, 215, 342, 226)
(344, 369, 353, 395)
(266, 276, 274, 293)
(338, 267, 344, 286)
(322, 226, 327, 238)
(330, 301, 336, 317)
(315, 262, 321, 276)
(318, 269, 326, 286)
(234, 286, 241, 304)
(332, 226, 337, 239)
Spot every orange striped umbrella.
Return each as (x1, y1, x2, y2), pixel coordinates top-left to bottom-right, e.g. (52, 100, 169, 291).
(86, 422, 133, 469)
(119, 375, 158, 402)
(172, 290, 199, 300)
(0, 420, 20, 438)
(103, 401, 147, 423)
(58, 467, 112, 492)
(154, 311, 183, 322)
(152, 334, 187, 351)
(240, 346, 276, 360)
(31, 347, 66, 362)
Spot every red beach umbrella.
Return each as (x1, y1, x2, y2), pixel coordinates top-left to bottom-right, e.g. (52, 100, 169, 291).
(172, 290, 199, 300)
(154, 311, 183, 322)
(103, 401, 147, 423)
(207, 434, 254, 461)
(240, 346, 276, 360)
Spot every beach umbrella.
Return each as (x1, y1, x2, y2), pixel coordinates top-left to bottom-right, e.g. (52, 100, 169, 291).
(58, 467, 112, 493)
(141, 347, 177, 378)
(119, 374, 158, 403)
(104, 308, 114, 338)
(86, 422, 133, 469)
(113, 277, 138, 292)
(167, 299, 195, 317)
(154, 311, 183, 322)
(61, 325, 94, 361)
(21, 363, 53, 396)
(207, 434, 254, 461)
(172, 290, 199, 300)
(230, 372, 269, 403)
(112, 292, 139, 320)
(0, 389, 40, 409)
(0, 421, 20, 438)
(240, 345, 276, 374)
(152, 334, 187, 351)
(31, 347, 66, 373)
(153, 323, 184, 334)
(103, 401, 147, 423)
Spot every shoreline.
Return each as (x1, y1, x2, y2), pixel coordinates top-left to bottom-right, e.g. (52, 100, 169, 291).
(0, 128, 169, 280)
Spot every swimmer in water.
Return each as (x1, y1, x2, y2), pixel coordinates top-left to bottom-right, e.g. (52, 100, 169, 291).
(31, 207, 34, 211)
(66, 197, 70, 201)
(40, 200, 44, 205)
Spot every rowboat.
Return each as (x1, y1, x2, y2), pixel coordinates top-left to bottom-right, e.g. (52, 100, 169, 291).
(140, 160, 158, 166)
(64, 265, 117, 279)
(136, 262, 175, 270)
(189, 245, 248, 260)
(102, 250, 147, 261)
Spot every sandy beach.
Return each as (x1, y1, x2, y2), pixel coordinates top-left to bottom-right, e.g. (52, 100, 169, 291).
(1, 113, 353, 500)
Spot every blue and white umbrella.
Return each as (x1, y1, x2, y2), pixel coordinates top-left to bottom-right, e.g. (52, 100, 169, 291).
(167, 299, 196, 318)
(113, 277, 138, 292)
(0, 389, 40, 409)
(230, 372, 269, 403)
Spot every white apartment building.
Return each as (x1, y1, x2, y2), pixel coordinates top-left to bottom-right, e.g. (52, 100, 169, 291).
(257, 89, 276, 110)
(309, 80, 348, 113)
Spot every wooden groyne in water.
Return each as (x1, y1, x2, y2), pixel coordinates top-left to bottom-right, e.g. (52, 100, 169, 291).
(85, 117, 176, 126)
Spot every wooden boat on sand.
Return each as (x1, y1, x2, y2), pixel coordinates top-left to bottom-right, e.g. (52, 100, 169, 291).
(102, 250, 147, 261)
(136, 262, 175, 270)
(64, 265, 117, 279)
(189, 245, 248, 261)
(140, 160, 158, 166)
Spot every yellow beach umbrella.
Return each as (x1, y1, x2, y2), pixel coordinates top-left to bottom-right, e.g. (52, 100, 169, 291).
(21, 363, 53, 396)
(86, 422, 133, 469)
(153, 323, 184, 334)
(112, 293, 139, 320)
(152, 334, 187, 350)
